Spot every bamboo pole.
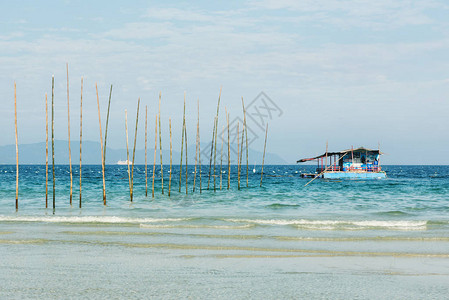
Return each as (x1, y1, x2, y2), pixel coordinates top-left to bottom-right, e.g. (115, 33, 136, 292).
(14, 82, 18, 210)
(145, 105, 148, 197)
(125, 110, 131, 201)
(226, 111, 230, 190)
(213, 116, 218, 191)
(242, 97, 248, 187)
(153, 115, 157, 198)
(304, 153, 348, 187)
(193, 100, 199, 193)
(220, 125, 224, 190)
(198, 103, 202, 194)
(158, 92, 164, 194)
(45, 93, 48, 208)
(102, 85, 113, 202)
(79, 77, 83, 208)
(238, 122, 245, 190)
(169, 118, 172, 197)
(52, 75, 55, 210)
(260, 123, 268, 187)
(184, 121, 188, 194)
(131, 98, 140, 201)
(208, 87, 222, 189)
(239, 117, 245, 189)
(237, 122, 240, 189)
(66, 64, 72, 205)
(179, 94, 185, 192)
(96, 83, 106, 205)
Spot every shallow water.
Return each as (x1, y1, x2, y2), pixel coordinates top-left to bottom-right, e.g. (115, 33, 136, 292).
(1, 165, 449, 299)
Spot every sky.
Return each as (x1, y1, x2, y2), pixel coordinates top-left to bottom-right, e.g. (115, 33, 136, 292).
(1, 0, 449, 164)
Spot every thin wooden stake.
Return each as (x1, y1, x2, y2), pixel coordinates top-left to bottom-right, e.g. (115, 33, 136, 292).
(66, 63, 72, 205)
(145, 105, 148, 197)
(125, 110, 131, 201)
(169, 118, 172, 197)
(237, 122, 240, 189)
(242, 97, 249, 187)
(45, 93, 48, 208)
(214, 116, 219, 192)
(260, 123, 268, 187)
(179, 94, 185, 192)
(158, 92, 164, 194)
(153, 115, 157, 198)
(226, 111, 230, 190)
(52, 76, 55, 211)
(96, 83, 106, 205)
(239, 117, 245, 190)
(198, 103, 202, 194)
(102, 85, 113, 201)
(14, 82, 18, 210)
(193, 100, 199, 193)
(131, 98, 140, 201)
(79, 77, 83, 208)
(208, 87, 222, 189)
(220, 125, 224, 190)
(184, 121, 188, 195)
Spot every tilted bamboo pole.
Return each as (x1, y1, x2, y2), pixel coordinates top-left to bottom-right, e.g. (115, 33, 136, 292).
(145, 105, 148, 197)
(79, 77, 83, 208)
(193, 100, 199, 193)
(52, 75, 55, 210)
(179, 94, 185, 192)
(169, 118, 172, 197)
(198, 102, 202, 193)
(260, 123, 268, 187)
(95, 83, 106, 205)
(237, 122, 240, 189)
(102, 85, 113, 202)
(45, 93, 48, 208)
(239, 121, 244, 190)
(220, 125, 224, 190)
(66, 64, 73, 205)
(153, 115, 157, 198)
(125, 110, 131, 201)
(184, 121, 188, 194)
(226, 110, 230, 190)
(208, 87, 222, 189)
(14, 82, 18, 210)
(304, 153, 348, 187)
(213, 116, 218, 192)
(242, 97, 248, 187)
(158, 92, 164, 194)
(131, 98, 140, 201)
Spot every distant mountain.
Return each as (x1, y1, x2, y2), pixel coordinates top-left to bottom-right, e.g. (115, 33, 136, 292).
(0, 140, 288, 165)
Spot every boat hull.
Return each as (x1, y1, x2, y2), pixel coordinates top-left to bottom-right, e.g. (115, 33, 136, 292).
(323, 171, 386, 179)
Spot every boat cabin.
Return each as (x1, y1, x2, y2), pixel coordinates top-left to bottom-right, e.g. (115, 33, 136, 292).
(297, 147, 386, 179)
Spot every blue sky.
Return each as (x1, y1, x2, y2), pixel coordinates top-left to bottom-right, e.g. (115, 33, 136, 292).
(1, 0, 449, 164)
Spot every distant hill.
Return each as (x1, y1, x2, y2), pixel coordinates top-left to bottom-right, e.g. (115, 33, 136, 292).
(0, 140, 288, 165)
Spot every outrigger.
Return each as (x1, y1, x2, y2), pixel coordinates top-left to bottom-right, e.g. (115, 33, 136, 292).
(297, 146, 386, 179)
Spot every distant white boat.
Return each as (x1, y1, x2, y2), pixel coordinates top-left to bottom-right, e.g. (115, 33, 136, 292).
(116, 160, 130, 165)
(253, 162, 256, 173)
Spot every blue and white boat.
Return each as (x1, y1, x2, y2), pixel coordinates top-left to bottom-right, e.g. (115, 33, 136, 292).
(297, 147, 386, 179)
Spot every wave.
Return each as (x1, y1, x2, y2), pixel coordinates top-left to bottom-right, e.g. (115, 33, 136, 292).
(0, 215, 190, 224)
(140, 224, 254, 229)
(265, 203, 301, 209)
(223, 218, 429, 230)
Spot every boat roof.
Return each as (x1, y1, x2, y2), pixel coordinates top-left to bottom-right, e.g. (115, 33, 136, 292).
(296, 147, 382, 163)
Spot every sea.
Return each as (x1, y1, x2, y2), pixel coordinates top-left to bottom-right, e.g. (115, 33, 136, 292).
(1, 164, 448, 299)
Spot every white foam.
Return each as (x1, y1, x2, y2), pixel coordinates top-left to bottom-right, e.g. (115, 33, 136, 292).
(223, 218, 427, 230)
(0, 215, 189, 224)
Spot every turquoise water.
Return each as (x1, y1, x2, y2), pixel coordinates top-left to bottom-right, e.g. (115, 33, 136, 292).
(1, 165, 449, 299)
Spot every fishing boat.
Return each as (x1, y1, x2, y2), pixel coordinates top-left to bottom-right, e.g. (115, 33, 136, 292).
(116, 160, 130, 165)
(297, 147, 386, 179)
